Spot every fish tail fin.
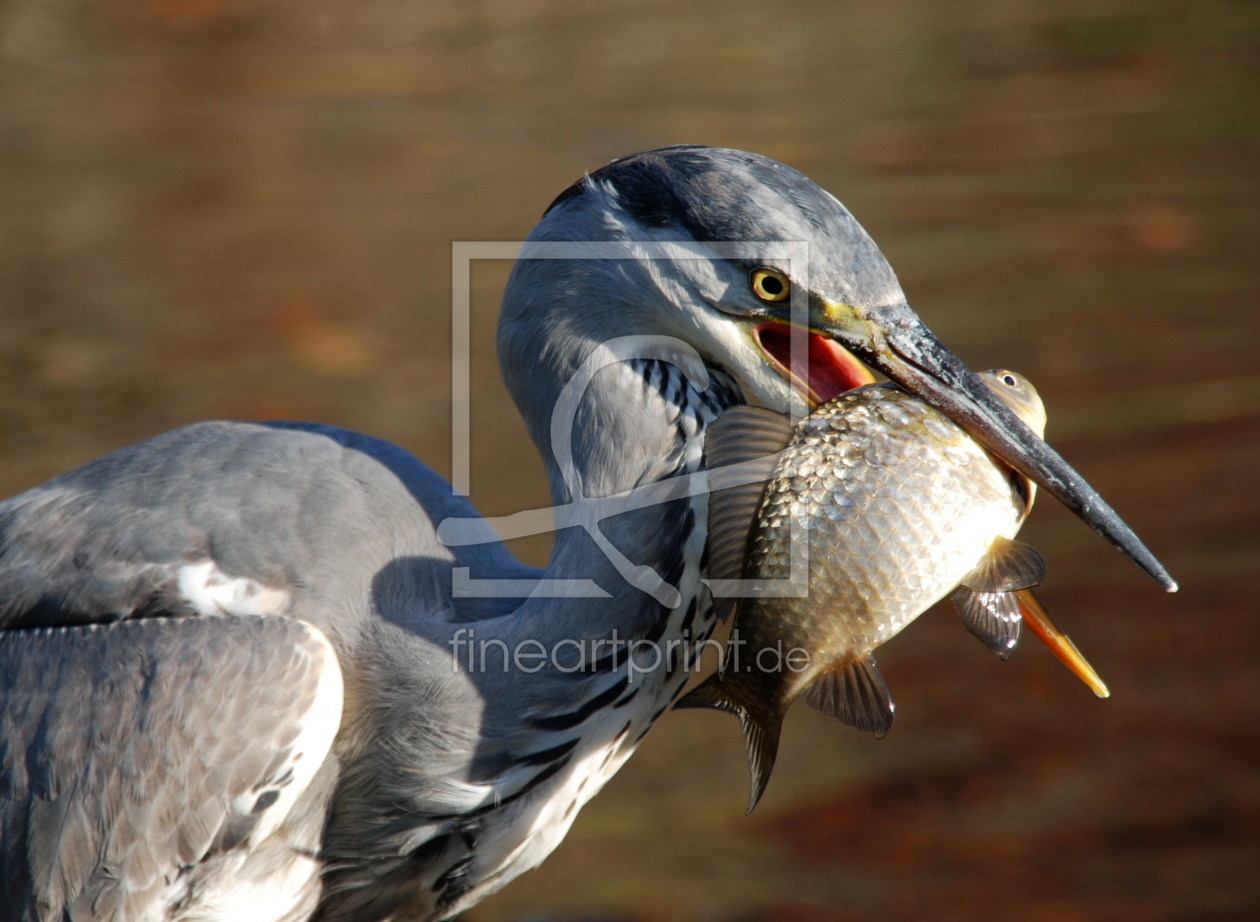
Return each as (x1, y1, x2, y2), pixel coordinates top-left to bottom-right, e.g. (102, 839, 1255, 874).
(802, 656, 895, 739)
(675, 674, 783, 813)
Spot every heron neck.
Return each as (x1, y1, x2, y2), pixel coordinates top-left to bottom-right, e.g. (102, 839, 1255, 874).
(503, 343, 738, 647)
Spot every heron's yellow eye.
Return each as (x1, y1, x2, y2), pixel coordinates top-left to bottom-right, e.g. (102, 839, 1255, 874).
(750, 268, 791, 303)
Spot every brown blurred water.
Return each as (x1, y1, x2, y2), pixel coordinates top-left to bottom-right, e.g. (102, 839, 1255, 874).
(1, 1, 1258, 920)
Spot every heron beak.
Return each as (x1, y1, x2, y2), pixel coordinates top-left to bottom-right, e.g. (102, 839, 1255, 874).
(812, 299, 1178, 593)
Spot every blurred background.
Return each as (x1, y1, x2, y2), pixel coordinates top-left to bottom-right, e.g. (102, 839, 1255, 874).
(1, 1, 1257, 920)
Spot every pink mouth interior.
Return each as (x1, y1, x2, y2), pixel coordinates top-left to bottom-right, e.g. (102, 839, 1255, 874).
(755, 322, 875, 405)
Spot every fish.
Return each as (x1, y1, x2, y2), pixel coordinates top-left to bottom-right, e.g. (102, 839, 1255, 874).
(678, 370, 1108, 811)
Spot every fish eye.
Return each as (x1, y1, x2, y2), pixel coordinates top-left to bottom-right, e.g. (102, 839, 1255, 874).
(1000, 373, 1018, 387)
(750, 268, 791, 303)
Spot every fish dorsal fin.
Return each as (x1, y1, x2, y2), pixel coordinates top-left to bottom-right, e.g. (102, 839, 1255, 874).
(705, 405, 796, 472)
(952, 585, 1022, 659)
(802, 657, 895, 739)
(674, 673, 784, 813)
(961, 536, 1047, 592)
(704, 406, 796, 596)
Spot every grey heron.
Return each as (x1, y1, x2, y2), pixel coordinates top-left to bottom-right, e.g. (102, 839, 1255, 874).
(0, 146, 1173, 922)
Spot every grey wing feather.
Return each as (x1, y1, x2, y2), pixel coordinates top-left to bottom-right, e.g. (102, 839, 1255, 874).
(0, 615, 343, 922)
(0, 421, 547, 919)
(0, 421, 532, 633)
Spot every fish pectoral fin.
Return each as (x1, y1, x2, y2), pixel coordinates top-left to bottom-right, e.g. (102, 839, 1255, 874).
(961, 536, 1047, 593)
(802, 657, 895, 739)
(675, 674, 783, 814)
(704, 406, 796, 584)
(1016, 588, 1111, 699)
(674, 673, 741, 714)
(952, 585, 1022, 659)
(705, 405, 797, 471)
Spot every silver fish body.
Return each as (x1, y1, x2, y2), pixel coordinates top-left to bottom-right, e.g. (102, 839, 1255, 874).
(680, 370, 1052, 809)
(747, 374, 1043, 678)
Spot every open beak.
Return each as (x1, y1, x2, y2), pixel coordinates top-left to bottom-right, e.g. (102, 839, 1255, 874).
(753, 322, 875, 407)
(805, 299, 1177, 593)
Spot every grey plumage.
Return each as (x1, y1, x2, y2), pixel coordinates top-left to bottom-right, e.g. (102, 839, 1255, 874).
(0, 145, 1169, 921)
(1, 615, 340, 922)
(0, 413, 712, 920)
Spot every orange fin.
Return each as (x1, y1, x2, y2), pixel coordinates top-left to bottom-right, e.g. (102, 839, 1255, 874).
(1016, 588, 1111, 698)
(952, 586, 1022, 659)
(675, 674, 784, 813)
(802, 657, 895, 739)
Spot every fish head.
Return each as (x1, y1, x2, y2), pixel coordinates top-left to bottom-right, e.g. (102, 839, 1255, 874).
(980, 369, 1046, 439)
(976, 369, 1045, 518)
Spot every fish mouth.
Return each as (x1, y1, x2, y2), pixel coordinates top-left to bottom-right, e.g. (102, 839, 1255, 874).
(754, 321, 875, 408)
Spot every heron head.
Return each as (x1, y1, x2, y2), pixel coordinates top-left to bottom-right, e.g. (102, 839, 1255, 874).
(504, 146, 1174, 591)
